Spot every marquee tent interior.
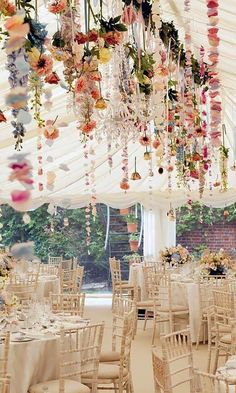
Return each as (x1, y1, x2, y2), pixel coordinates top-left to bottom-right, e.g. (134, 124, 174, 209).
(1, 2, 236, 393)
(0, 0, 236, 211)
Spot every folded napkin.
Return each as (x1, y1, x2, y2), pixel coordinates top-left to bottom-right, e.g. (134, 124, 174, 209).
(225, 357, 236, 369)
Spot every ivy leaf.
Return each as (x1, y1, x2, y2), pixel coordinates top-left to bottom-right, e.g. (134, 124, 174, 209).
(113, 15, 121, 23)
(115, 23, 127, 32)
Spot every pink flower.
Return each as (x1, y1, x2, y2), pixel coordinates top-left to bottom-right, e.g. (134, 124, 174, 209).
(45, 72, 60, 84)
(31, 55, 53, 76)
(207, 0, 218, 8)
(121, 5, 137, 25)
(74, 32, 88, 44)
(48, 0, 66, 14)
(11, 190, 30, 203)
(75, 77, 87, 93)
(87, 29, 99, 42)
(89, 71, 101, 82)
(91, 89, 100, 100)
(103, 31, 123, 46)
(80, 120, 96, 134)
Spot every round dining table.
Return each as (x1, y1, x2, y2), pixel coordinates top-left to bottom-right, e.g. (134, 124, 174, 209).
(5, 315, 88, 393)
(129, 263, 201, 343)
(36, 274, 60, 299)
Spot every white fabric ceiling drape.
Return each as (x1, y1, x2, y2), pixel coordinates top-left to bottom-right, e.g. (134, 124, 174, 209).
(0, 0, 236, 210)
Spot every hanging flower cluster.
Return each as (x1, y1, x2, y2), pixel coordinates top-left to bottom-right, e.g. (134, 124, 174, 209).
(0, 0, 231, 210)
(206, 0, 221, 148)
(8, 155, 33, 210)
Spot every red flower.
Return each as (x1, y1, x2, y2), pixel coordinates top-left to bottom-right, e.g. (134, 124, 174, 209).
(91, 89, 100, 100)
(194, 127, 206, 138)
(103, 31, 123, 46)
(80, 120, 96, 134)
(207, 0, 218, 8)
(74, 32, 87, 44)
(48, 0, 66, 13)
(45, 72, 60, 84)
(89, 71, 101, 82)
(0, 111, 7, 122)
(139, 135, 150, 146)
(75, 76, 87, 93)
(87, 29, 99, 42)
(190, 170, 199, 179)
(11, 190, 31, 203)
(120, 181, 130, 190)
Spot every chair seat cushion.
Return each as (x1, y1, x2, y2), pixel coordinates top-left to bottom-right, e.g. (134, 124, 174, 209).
(220, 334, 231, 344)
(99, 350, 121, 362)
(29, 379, 90, 393)
(156, 305, 189, 313)
(82, 364, 128, 380)
(118, 283, 134, 289)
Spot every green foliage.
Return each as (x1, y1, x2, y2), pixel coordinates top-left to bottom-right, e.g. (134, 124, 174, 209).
(176, 202, 236, 237)
(129, 233, 139, 241)
(0, 205, 107, 279)
(124, 214, 137, 224)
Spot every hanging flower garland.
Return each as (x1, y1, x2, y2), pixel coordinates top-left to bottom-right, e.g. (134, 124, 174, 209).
(5, 14, 31, 150)
(8, 154, 33, 210)
(206, 0, 221, 148)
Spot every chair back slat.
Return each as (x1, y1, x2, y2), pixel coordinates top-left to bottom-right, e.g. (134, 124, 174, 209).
(50, 293, 85, 316)
(59, 323, 104, 391)
(161, 329, 195, 392)
(48, 256, 63, 266)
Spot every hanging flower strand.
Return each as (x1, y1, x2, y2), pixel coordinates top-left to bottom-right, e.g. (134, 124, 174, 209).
(206, 0, 222, 147)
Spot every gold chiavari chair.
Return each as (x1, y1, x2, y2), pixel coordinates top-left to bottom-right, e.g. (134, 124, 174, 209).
(8, 272, 38, 303)
(152, 274, 189, 344)
(0, 376, 11, 393)
(210, 290, 236, 373)
(60, 260, 73, 270)
(109, 258, 134, 308)
(29, 323, 104, 393)
(194, 370, 230, 393)
(99, 296, 135, 364)
(48, 256, 63, 266)
(39, 263, 58, 276)
(60, 267, 83, 294)
(160, 329, 195, 393)
(152, 349, 168, 393)
(83, 308, 135, 393)
(50, 293, 86, 317)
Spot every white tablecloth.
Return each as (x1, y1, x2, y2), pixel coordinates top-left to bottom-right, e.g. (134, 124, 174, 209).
(8, 335, 59, 393)
(129, 264, 201, 342)
(36, 275, 60, 299)
(217, 356, 236, 392)
(7, 316, 88, 393)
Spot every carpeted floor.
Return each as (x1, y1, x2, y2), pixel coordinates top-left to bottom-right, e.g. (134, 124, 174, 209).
(84, 298, 214, 393)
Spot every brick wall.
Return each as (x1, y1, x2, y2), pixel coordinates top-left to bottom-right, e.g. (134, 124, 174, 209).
(176, 221, 236, 254)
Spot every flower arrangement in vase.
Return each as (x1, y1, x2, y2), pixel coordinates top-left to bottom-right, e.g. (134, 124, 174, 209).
(160, 244, 192, 266)
(0, 253, 18, 315)
(199, 249, 231, 276)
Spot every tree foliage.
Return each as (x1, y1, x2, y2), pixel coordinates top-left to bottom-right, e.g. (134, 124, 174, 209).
(0, 204, 108, 281)
(176, 202, 236, 237)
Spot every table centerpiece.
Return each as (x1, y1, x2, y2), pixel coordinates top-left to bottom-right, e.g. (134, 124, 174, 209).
(160, 244, 192, 267)
(199, 249, 231, 276)
(0, 252, 18, 316)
